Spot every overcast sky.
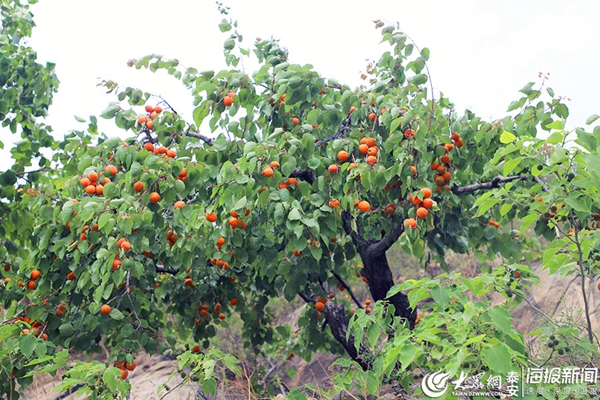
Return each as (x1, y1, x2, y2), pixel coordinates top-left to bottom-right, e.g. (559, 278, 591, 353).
(2, 0, 599, 169)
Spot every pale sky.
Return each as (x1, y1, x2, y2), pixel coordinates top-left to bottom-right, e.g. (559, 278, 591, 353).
(3, 0, 600, 170)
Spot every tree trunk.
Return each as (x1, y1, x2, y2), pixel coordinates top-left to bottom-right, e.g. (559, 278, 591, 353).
(359, 247, 416, 326)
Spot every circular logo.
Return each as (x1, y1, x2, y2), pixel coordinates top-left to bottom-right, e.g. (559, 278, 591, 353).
(422, 370, 451, 398)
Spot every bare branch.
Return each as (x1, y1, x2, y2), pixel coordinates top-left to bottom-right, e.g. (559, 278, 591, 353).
(185, 130, 214, 145)
(155, 265, 178, 275)
(314, 116, 352, 147)
(451, 175, 549, 195)
(331, 270, 363, 309)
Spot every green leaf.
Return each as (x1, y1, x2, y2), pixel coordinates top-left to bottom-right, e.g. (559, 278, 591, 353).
(110, 309, 125, 320)
(411, 74, 428, 85)
(74, 115, 86, 123)
(482, 343, 511, 374)
(18, 334, 36, 358)
(500, 130, 517, 144)
(58, 323, 74, 336)
(503, 158, 521, 176)
(398, 344, 419, 372)
(288, 208, 302, 221)
(544, 120, 563, 130)
(218, 19, 232, 32)
(366, 370, 379, 396)
(486, 306, 513, 334)
(586, 114, 599, 125)
(366, 323, 380, 348)
(431, 286, 450, 309)
(103, 367, 120, 392)
(98, 213, 112, 230)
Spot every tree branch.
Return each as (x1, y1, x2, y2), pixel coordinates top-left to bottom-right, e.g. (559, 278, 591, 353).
(341, 211, 364, 248)
(289, 168, 315, 185)
(185, 130, 214, 145)
(331, 270, 363, 309)
(369, 221, 405, 256)
(314, 116, 352, 147)
(155, 265, 178, 275)
(451, 174, 549, 195)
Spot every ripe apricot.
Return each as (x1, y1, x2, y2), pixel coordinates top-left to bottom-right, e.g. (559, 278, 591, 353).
(138, 115, 147, 124)
(262, 166, 274, 178)
(206, 212, 217, 222)
(421, 188, 432, 199)
(174, 200, 185, 209)
(329, 199, 340, 208)
(218, 313, 226, 320)
(291, 117, 300, 126)
(229, 217, 240, 227)
(444, 143, 454, 152)
(368, 113, 376, 122)
(27, 280, 36, 290)
(357, 200, 370, 212)
(67, 271, 75, 281)
(440, 155, 451, 165)
(100, 304, 111, 316)
(149, 192, 161, 204)
(365, 138, 376, 147)
(88, 171, 99, 182)
(85, 185, 96, 195)
(293, 249, 302, 257)
(125, 361, 136, 371)
(430, 162, 440, 171)
(337, 151, 349, 162)
(121, 241, 131, 251)
(166, 149, 177, 158)
(514, 272, 521, 279)
(80, 177, 91, 187)
(315, 301, 325, 311)
(223, 96, 233, 107)
(404, 218, 417, 229)
(358, 144, 369, 154)
(367, 146, 378, 156)
(442, 171, 452, 181)
(422, 198, 434, 209)
(328, 164, 339, 173)
(146, 120, 154, 130)
(410, 165, 417, 175)
(95, 185, 103, 195)
(30, 270, 41, 280)
(269, 161, 280, 169)
(416, 207, 428, 218)
(286, 177, 298, 186)
(366, 155, 377, 164)
(133, 181, 144, 193)
(404, 128, 415, 139)
(145, 104, 154, 113)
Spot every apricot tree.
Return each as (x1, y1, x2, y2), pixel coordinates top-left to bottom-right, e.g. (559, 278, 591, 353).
(2, 2, 600, 398)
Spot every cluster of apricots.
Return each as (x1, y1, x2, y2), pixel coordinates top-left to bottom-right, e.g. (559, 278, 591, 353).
(404, 187, 434, 229)
(166, 230, 179, 248)
(430, 153, 453, 193)
(228, 208, 250, 231)
(114, 358, 136, 380)
(223, 91, 235, 107)
(358, 137, 379, 165)
(80, 169, 113, 197)
(195, 302, 227, 322)
(13, 310, 49, 340)
(137, 104, 163, 131)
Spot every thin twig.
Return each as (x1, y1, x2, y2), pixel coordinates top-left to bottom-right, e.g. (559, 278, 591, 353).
(331, 271, 363, 309)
